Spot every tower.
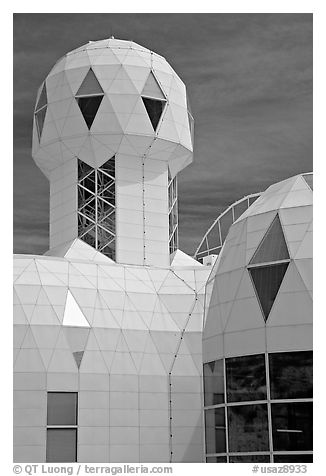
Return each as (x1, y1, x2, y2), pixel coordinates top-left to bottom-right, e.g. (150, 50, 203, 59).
(32, 38, 194, 267)
(14, 38, 210, 464)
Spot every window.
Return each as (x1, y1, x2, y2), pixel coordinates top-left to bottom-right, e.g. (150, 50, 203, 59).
(247, 213, 290, 321)
(203, 359, 224, 406)
(226, 354, 267, 403)
(249, 263, 289, 319)
(46, 392, 78, 462)
(271, 402, 313, 452)
(302, 173, 313, 191)
(273, 454, 313, 463)
(269, 351, 313, 400)
(203, 352, 313, 463)
(141, 71, 166, 132)
(227, 404, 269, 453)
(75, 68, 104, 130)
(206, 456, 227, 463)
(205, 408, 226, 454)
(34, 82, 48, 141)
(250, 214, 289, 265)
(168, 170, 178, 255)
(229, 455, 270, 463)
(77, 157, 116, 260)
(186, 92, 194, 147)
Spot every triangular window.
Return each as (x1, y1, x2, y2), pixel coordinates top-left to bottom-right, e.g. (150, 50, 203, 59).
(249, 263, 289, 320)
(35, 107, 47, 140)
(76, 69, 104, 96)
(35, 82, 48, 141)
(63, 291, 90, 327)
(142, 97, 165, 131)
(141, 71, 166, 132)
(250, 214, 289, 265)
(303, 173, 313, 190)
(142, 72, 165, 99)
(186, 92, 194, 146)
(36, 83, 47, 110)
(75, 68, 104, 130)
(76, 96, 103, 129)
(73, 351, 84, 369)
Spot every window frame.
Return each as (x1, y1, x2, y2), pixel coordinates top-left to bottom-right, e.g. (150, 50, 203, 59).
(46, 391, 78, 463)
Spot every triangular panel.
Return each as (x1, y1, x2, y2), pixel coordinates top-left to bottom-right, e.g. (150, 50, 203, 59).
(141, 97, 166, 131)
(36, 82, 47, 110)
(76, 68, 104, 96)
(142, 71, 165, 99)
(302, 173, 313, 190)
(76, 96, 103, 129)
(250, 214, 289, 265)
(63, 291, 90, 327)
(249, 262, 289, 320)
(35, 107, 47, 140)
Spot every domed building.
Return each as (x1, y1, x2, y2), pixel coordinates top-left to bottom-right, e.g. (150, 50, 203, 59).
(202, 173, 313, 463)
(13, 38, 211, 463)
(13, 36, 313, 465)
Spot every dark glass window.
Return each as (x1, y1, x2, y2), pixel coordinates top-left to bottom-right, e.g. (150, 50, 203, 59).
(205, 408, 226, 454)
(142, 97, 165, 131)
(36, 83, 47, 110)
(302, 174, 313, 190)
(229, 455, 270, 463)
(47, 392, 77, 426)
(73, 351, 84, 369)
(204, 360, 224, 406)
(250, 214, 289, 265)
(228, 404, 269, 453)
(77, 69, 103, 96)
(46, 429, 77, 462)
(35, 108, 47, 140)
(249, 262, 289, 320)
(77, 96, 103, 129)
(273, 454, 313, 463)
(269, 351, 313, 400)
(271, 402, 313, 452)
(206, 456, 227, 463)
(226, 354, 266, 403)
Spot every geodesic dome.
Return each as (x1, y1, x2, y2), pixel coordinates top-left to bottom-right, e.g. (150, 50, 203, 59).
(204, 172, 313, 358)
(202, 172, 313, 464)
(32, 38, 194, 178)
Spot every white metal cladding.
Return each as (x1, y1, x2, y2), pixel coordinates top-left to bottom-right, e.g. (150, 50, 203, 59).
(13, 246, 211, 463)
(32, 38, 193, 177)
(203, 173, 313, 362)
(31, 38, 194, 267)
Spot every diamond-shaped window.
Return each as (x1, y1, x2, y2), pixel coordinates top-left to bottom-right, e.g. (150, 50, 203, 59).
(35, 82, 48, 141)
(248, 213, 290, 321)
(141, 71, 166, 132)
(75, 68, 104, 130)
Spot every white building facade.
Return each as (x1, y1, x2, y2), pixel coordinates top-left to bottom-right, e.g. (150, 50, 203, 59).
(13, 37, 313, 464)
(14, 38, 211, 463)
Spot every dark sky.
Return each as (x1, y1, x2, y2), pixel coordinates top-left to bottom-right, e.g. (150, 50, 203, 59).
(13, 13, 312, 256)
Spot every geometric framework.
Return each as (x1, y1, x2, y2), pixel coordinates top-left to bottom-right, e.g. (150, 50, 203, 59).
(34, 82, 48, 141)
(248, 213, 290, 321)
(77, 157, 116, 260)
(141, 71, 167, 132)
(168, 169, 178, 255)
(75, 68, 104, 129)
